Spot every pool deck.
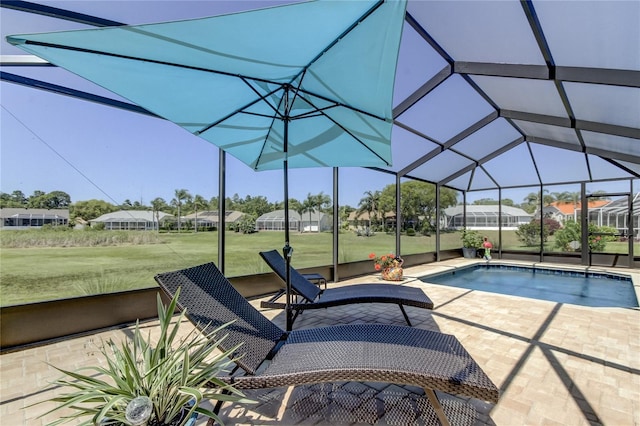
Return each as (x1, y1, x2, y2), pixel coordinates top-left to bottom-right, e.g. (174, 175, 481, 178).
(1, 259, 639, 425)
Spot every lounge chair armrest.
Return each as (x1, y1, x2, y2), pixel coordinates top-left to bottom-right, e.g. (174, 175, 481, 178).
(301, 273, 327, 289)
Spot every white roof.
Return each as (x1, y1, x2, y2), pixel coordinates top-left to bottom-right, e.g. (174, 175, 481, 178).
(90, 210, 172, 222)
(257, 210, 302, 221)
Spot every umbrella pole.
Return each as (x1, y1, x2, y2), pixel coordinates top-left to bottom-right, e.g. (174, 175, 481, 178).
(283, 88, 293, 332)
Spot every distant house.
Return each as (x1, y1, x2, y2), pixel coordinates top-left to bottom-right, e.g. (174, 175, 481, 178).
(538, 200, 609, 223)
(445, 205, 532, 230)
(347, 210, 396, 229)
(89, 210, 172, 230)
(539, 196, 640, 237)
(183, 210, 244, 229)
(256, 210, 301, 231)
(1, 208, 69, 229)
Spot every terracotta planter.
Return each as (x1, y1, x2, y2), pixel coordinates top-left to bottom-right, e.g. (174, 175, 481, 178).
(381, 266, 403, 281)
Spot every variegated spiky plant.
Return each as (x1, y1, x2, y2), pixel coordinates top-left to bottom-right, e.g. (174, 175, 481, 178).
(36, 289, 249, 425)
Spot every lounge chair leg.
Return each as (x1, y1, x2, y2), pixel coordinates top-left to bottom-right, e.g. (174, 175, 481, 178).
(424, 388, 450, 426)
(399, 304, 412, 326)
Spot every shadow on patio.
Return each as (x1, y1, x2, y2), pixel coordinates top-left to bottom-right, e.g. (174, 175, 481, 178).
(1, 260, 638, 425)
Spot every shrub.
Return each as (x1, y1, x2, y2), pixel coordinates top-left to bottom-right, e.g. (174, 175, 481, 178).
(92, 222, 106, 231)
(237, 214, 257, 234)
(420, 222, 434, 236)
(542, 218, 561, 235)
(405, 228, 416, 236)
(553, 221, 580, 251)
(516, 220, 550, 247)
(553, 222, 616, 252)
(459, 228, 482, 248)
(589, 224, 617, 251)
(41, 223, 71, 232)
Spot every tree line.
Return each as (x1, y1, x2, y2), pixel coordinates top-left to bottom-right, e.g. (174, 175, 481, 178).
(0, 189, 338, 225)
(1, 186, 608, 227)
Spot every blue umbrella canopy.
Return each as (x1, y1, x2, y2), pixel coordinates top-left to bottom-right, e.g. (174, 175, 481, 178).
(8, 0, 407, 329)
(7, 0, 406, 171)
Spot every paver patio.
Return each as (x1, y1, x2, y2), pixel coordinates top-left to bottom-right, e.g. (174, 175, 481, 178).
(1, 259, 638, 425)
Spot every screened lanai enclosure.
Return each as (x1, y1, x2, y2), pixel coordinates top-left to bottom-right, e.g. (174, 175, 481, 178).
(444, 205, 533, 230)
(256, 210, 301, 232)
(2, 0, 639, 305)
(590, 194, 640, 236)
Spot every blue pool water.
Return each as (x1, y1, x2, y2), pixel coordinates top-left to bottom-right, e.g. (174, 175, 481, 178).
(420, 265, 638, 308)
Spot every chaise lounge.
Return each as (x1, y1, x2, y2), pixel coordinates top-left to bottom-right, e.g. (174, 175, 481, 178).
(154, 262, 499, 425)
(259, 249, 434, 326)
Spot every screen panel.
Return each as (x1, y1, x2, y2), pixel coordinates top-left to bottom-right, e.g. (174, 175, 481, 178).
(454, 118, 523, 161)
(512, 120, 581, 146)
(530, 143, 590, 183)
(471, 76, 568, 117)
(393, 22, 448, 107)
(534, 0, 640, 70)
(396, 75, 495, 142)
(407, 0, 545, 64)
(564, 82, 640, 129)
(582, 131, 640, 158)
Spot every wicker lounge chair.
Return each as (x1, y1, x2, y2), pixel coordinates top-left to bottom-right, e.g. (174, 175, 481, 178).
(259, 249, 434, 326)
(154, 262, 499, 425)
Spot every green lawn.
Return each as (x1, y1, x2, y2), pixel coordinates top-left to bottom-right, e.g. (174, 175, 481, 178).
(1, 229, 635, 306)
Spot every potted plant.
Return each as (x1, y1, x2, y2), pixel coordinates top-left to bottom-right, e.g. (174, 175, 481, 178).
(369, 252, 404, 281)
(34, 289, 248, 426)
(459, 228, 482, 259)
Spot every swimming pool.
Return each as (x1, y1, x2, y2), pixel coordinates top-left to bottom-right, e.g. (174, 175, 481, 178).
(420, 264, 638, 308)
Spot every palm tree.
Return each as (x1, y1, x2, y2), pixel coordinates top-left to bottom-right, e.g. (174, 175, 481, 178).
(192, 194, 207, 232)
(172, 189, 191, 232)
(293, 199, 305, 232)
(301, 194, 315, 232)
(314, 192, 331, 232)
(523, 189, 550, 214)
(552, 191, 573, 204)
(357, 190, 380, 230)
(150, 197, 166, 231)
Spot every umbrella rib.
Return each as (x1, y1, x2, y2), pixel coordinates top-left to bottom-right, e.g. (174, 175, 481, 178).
(293, 86, 388, 122)
(287, 71, 307, 112)
(287, 68, 388, 122)
(195, 85, 283, 136)
(254, 87, 289, 170)
(17, 39, 288, 88)
(290, 106, 338, 120)
(239, 76, 285, 119)
(285, 59, 385, 122)
(240, 111, 281, 119)
(299, 95, 391, 166)
(18, 9, 390, 123)
(237, 77, 288, 171)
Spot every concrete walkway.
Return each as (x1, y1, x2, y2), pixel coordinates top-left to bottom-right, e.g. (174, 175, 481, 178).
(2, 259, 638, 425)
